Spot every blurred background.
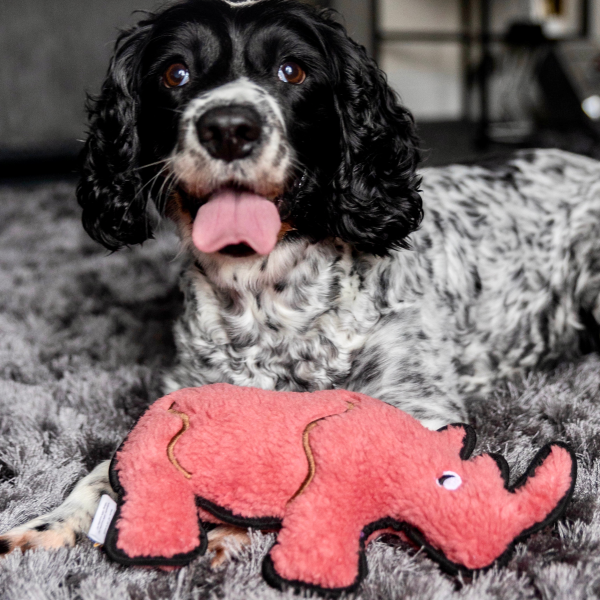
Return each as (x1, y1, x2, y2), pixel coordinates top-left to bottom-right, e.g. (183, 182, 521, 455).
(2, 0, 600, 179)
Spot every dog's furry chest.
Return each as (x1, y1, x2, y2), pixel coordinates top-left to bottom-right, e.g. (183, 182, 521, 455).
(168, 248, 392, 392)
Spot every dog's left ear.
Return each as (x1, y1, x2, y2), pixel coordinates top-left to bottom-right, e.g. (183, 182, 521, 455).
(320, 19, 423, 255)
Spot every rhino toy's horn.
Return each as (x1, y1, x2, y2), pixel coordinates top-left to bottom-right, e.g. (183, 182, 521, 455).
(505, 442, 577, 539)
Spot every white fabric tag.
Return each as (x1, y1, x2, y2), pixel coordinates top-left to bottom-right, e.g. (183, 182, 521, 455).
(88, 494, 117, 545)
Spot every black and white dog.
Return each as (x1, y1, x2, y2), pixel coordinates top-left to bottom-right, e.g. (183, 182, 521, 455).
(2, 0, 600, 559)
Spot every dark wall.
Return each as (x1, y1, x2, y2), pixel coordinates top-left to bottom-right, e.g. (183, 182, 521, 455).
(331, 0, 374, 57)
(0, 0, 160, 155)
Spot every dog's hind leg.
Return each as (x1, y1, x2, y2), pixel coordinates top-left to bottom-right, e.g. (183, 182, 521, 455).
(0, 461, 113, 554)
(207, 526, 252, 568)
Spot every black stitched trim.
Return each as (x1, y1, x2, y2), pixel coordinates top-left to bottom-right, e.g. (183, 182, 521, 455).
(262, 518, 406, 596)
(106, 419, 282, 567)
(488, 453, 511, 489)
(436, 423, 477, 459)
(195, 496, 282, 530)
(401, 522, 465, 575)
(510, 442, 574, 492)
(107, 418, 575, 582)
(262, 537, 368, 598)
(103, 503, 208, 567)
(506, 442, 577, 535)
(482, 445, 577, 571)
(108, 439, 127, 496)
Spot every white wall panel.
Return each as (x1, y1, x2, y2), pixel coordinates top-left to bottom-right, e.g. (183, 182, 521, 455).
(379, 0, 462, 120)
(378, 0, 593, 121)
(382, 42, 462, 120)
(379, 0, 460, 32)
(0, 0, 157, 151)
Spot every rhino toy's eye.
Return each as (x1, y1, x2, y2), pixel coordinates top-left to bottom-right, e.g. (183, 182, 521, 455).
(437, 471, 462, 490)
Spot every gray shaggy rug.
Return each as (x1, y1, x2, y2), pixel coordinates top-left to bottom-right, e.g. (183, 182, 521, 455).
(1, 180, 600, 600)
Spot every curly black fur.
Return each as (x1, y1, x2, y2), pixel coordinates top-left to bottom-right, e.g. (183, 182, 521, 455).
(287, 12, 423, 255)
(77, 19, 155, 250)
(77, 0, 423, 255)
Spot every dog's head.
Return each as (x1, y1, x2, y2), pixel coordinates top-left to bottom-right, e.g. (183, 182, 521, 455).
(78, 0, 422, 279)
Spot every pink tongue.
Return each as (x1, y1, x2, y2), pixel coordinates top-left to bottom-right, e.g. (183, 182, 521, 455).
(192, 190, 282, 255)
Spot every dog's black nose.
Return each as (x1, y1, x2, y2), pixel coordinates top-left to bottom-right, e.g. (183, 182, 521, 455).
(196, 106, 262, 162)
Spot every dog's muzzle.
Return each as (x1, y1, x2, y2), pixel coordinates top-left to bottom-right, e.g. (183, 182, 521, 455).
(174, 79, 292, 257)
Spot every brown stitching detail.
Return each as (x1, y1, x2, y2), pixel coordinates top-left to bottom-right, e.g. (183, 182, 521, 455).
(289, 422, 319, 502)
(167, 403, 192, 479)
(289, 403, 356, 503)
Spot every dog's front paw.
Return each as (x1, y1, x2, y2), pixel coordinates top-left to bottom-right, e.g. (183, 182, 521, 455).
(0, 519, 77, 555)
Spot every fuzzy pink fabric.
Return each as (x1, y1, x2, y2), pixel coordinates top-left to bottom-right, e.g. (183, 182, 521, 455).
(111, 384, 575, 591)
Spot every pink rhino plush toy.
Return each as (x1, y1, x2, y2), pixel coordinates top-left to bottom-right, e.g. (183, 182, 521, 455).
(105, 384, 576, 596)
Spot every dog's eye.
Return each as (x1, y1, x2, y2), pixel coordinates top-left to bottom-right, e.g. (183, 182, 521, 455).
(163, 63, 190, 88)
(278, 62, 306, 85)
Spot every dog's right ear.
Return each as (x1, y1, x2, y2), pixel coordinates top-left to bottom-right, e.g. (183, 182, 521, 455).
(77, 20, 155, 251)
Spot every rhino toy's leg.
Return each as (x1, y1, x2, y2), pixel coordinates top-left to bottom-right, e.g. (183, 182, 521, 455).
(106, 463, 204, 565)
(264, 492, 368, 593)
(105, 407, 206, 566)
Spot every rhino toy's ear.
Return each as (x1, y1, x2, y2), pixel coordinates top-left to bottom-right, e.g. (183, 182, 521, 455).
(488, 453, 511, 488)
(437, 423, 477, 460)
